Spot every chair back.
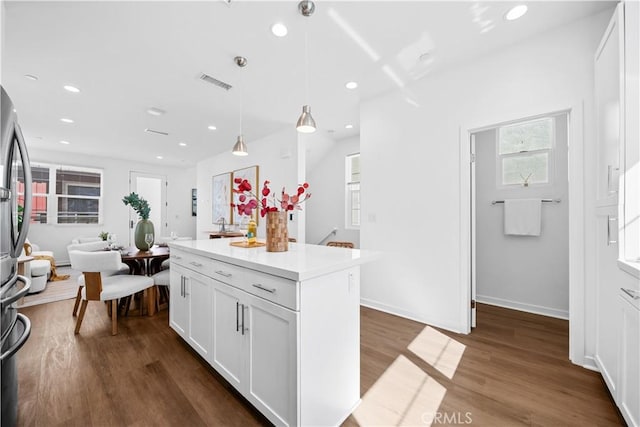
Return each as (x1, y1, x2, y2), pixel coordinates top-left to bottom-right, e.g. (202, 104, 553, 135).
(326, 241, 354, 248)
(68, 250, 122, 273)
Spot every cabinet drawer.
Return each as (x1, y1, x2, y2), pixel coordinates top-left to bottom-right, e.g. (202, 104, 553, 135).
(243, 269, 298, 311)
(171, 249, 214, 277)
(210, 259, 246, 289)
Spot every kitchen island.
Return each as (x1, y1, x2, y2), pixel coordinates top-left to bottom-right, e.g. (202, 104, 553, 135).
(168, 239, 378, 427)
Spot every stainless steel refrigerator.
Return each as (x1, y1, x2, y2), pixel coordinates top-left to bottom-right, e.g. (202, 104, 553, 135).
(1, 85, 33, 427)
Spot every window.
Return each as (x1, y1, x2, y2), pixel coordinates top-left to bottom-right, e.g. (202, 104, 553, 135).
(17, 163, 103, 224)
(346, 153, 360, 229)
(498, 117, 554, 187)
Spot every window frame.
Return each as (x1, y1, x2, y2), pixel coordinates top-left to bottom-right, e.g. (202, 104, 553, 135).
(17, 162, 104, 225)
(496, 117, 555, 189)
(345, 153, 360, 230)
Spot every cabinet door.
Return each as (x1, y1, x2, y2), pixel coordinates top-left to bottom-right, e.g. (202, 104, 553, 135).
(211, 280, 244, 390)
(169, 264, 189, 339)
(595, 206, 621, 394)
(595, 4, 624, 205)
(245, 294, 299, 427)
(619, 294, 640, 427)
(187, 270, 213, 360)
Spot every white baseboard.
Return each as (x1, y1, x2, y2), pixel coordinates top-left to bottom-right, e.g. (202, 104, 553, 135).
(582, 355, 600, 372)
(360, 298, 467, 334)
(476, 295, 569, 320)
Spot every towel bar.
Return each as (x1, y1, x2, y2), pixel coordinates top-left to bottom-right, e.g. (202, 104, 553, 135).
(491, 199, 561, 205)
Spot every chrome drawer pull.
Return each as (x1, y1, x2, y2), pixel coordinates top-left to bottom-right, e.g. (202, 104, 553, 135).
(189, 261, 203, 267)
(621, 288, 640, 300)
(215, 270, 232, 278)
(252, 283, 276, 294)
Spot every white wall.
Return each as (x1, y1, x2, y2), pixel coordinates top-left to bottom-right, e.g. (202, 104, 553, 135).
(360, 11, 611, 334)
(306, 135, 360, 247)
(475, 115, 569, 319)
(25, 147, 196, 264)
(196, 127, 301, 240)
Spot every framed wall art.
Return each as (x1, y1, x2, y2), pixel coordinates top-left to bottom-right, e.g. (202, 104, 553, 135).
(231, 165, 259, 225)
(212, 172, 232, 225)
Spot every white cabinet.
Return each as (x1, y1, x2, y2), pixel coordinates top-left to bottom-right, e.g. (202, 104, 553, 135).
(619, 289, 640, 427)
(594, 3, 624, 206)
(594, 206, 621, 393)
(169, 261, 213, 361)
(211, 273, 298, 426)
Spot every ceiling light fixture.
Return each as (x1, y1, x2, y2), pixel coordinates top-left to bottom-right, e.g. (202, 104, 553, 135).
(271, 23, 288, 37)
(208, 125, 217, 130)
(156, 155, 163, 160)
(345, 81, 358, 90)
(296, 0, 317, 134)
(24, 74, 38, 81)
(345, 124, 353, 129)
(64, 85, 80, 93)
(232, 56, 249, 156)
(146, 107, 165, 116)
(179, 142, 187, 147)
(59, 140, 71, 145)
(505, 4, 528, 21)
(60, 118, 74, 123)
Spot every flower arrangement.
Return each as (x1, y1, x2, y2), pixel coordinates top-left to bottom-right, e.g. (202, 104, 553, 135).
(232, 178, 311, 218)
(122, 192, 150, 220)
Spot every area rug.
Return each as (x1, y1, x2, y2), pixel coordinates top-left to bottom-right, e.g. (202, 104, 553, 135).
(18, 266, 80, 308)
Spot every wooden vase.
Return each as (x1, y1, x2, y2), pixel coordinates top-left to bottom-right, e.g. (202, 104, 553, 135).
(265, 211, 288, 252)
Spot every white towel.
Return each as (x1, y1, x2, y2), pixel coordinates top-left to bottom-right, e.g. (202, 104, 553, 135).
(504, 199, 542, 236)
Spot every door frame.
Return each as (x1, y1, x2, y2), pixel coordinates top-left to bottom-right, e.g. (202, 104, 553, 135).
(459, 103, 586, 366)
(128, 171, 167, 246)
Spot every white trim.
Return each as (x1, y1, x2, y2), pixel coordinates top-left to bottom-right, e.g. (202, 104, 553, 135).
(582, 356, 600, 372)
(476, 295, 569, 320)
(360, 298, 467, 335)
(459, 102, 586, 366)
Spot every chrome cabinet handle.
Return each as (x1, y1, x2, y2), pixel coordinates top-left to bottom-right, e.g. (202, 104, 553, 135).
(607, 216, 617, 246)
(621, 288, 640, 300)
(189, 261, 203, 268)
(252, 283, 276, 294)
(236, 302, 240, 332)
(241, 304, 245, 335)
(215, 270, 232, 278)
(607, 165, 619, 194)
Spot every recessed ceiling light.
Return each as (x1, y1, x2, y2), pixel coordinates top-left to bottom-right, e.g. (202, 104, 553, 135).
(179, 142, 187, 147)
(60, 118, 74, 123)
(345, 124, 354, 129)
(64, 85, 80, 93)
(24, 74, 38, 81)
(147, 107, 165, 116)
(271, 23, 288, 37)
(345, 81, 358, 90)
(208, 125, 217, 130)
(505, 4, 528, 21)
(156, 155, 163, 160)
(59, 140, 71, 145)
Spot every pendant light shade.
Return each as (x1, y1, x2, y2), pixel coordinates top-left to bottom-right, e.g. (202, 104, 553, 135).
(232, 56, 249, 156)
(296, 1, 316, 133)
(232, 135, 248, 156)
(296, 105, 316, 133)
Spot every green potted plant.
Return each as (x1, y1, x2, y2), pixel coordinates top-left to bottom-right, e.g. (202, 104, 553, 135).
(122, 192, 154, 250)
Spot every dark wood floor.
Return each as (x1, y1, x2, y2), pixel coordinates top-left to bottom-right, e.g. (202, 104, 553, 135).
(16, 301, 622, 426)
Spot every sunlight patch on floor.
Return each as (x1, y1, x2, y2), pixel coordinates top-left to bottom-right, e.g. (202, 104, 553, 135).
(353, 355, 446, 426)
(408, 326, 466, 380)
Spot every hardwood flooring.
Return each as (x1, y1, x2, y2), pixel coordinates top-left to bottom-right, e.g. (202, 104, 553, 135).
(16, 301, 622, 426)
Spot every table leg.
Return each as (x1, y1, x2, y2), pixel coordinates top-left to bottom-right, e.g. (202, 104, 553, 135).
(147, 286, 156, 316)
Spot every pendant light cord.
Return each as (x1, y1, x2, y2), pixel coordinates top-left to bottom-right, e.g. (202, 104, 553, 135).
(304, 18, 310, 104)
(240, 66, 244, 135)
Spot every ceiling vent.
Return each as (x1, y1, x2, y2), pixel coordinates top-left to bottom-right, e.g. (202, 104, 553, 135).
(144, 128, 169, 136)
(199, 72, 233, 91)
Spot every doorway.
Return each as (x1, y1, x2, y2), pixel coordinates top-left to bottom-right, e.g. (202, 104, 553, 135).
(129, 171, 167, 246)
(470, 112, 570, 328)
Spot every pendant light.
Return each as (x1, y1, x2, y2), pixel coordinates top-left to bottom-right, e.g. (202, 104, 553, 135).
(296, 0, 317, 133)
(232, 56, 249, 156)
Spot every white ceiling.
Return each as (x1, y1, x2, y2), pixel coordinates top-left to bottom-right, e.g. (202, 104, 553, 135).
(2, 0, 615, 167)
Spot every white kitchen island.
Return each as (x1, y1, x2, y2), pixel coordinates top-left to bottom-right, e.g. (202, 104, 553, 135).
(168, 239, 378, 427)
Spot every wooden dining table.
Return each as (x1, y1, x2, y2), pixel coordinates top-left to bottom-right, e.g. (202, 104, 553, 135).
(119, 245, 170, 316)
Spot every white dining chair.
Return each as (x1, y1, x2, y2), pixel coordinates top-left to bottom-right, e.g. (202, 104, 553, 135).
(68, 250, 154, 335)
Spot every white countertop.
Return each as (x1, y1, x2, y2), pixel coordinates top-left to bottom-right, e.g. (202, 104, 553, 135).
(169, 239, 380, 281)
